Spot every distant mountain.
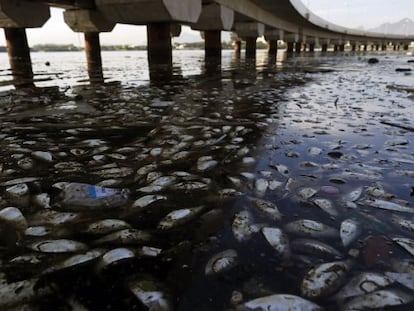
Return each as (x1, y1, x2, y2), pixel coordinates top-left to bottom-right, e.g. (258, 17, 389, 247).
(369, 18, 414, 35)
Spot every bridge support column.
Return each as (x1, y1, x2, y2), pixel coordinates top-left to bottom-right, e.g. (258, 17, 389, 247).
(268, 40, 278, 56)
(321, 44, 328, 52)
(147, 23, 172, 66)
(382, 44, 387, 51)
(84, 32, 104, 84)
(204, 30, 221, 58)
(375, 44, 380, 51)
(351, 44, 356, 51)
(234, 40, 241, 54)
(295, 42, 302, 53)
(287, 42, 294, 53)
(64, 9, 115, 84)
(309, 43, 315, 52)
(245, 37, 257, 59)
(363, 45, 368, 51)
(4, 28, 33, 88)
(0, 0, 49, 89)
(404, 44, 410, 51)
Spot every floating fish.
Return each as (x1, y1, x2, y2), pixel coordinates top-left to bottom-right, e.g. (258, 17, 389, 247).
(285, 219, 338, 239)
(291, 238, 342, 259)
(93, 229, 152, 245)
(232, 211, 253, 242)
(385, 272, 414, 290)
(301, 260, 352, 299)
(298, 188, 318, 200)
(0, 206, 27, 231)
(393, 237, 414, 256)
(128, 277, 172, 311)
(28, 239, 88, 253)
(205, 249, 238, 276)
(43, 249, 104, 274)
(340, 219, 361, 247)
(312, 198, 338, 217)
(261, 227, 290, 259)
(342, 289, 414, 311)
(158, 206, 204, 230)
(83, 219, 132, 235)
(243, 294, 323, 311)
(132, 195, 167, 209)
(250, 197, 282, 221)
(360, 199, 414, 213)
(332, 272, 393, 301)
(392, 215, 414, 234)
(95, 248, 136, 272)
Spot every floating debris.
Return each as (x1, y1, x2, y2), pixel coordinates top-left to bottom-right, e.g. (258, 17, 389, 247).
(205, 249, 238, 276)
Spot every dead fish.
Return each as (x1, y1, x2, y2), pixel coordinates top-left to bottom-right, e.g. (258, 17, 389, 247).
(391, 258, 414, 273)
(385, 272, 414, 290)
(32, 193, 51, 209)
(128, 277, 172, 311)
(392, 215, 414, 234)
(93, 229, 152, 245)
(170, 181, 209, 191)
(301, 259, 353, 299)
(243, 294, 323, 311)
(393, 237, 414, 256)
(312, 198, 338, 217)
(332, 272, 393, 301)
(249, 197, 282, 221)
(342, 289, 414, 311)
(340, 219, 361, 247)
(261, 227, 290, 259)
(43, 249, 105, 274)
(132, 195, 167, 209)
(157, 206, 204, 230)
(272, 163, 290, 176)
(29, 210, 80, 226)
(285, 219, 338, 239)
(232, 211, 253, 242)
(0, 278, 55, 309)
(342, 187, 363, 203)
(205, 249, 238, 276)
(95, 248, 136, 272)
(0, 177, 39, 187)
(28, 239, 88, 253)
(298, 188, 318, 200)
(360, 199, 414, 213)
(31, 151, 53, 162)
(255, 179, 269, 194)
(0, 206, 27, 231)
(83, 219, 132, 235)
(308, 147, 322, 156)
(291, 238, 342, 259)
(93, 167, 134, 178)
(197, 156, 218, 171)
(150, 176, 177, 187)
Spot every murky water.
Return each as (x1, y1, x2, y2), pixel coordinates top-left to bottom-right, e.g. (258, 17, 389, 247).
(1, 49, 414, 310)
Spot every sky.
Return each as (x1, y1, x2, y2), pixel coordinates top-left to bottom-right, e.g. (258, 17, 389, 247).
(0, 1, 412, 46)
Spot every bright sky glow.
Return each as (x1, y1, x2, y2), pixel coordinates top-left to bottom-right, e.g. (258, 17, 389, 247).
(0, 1, 411, 46)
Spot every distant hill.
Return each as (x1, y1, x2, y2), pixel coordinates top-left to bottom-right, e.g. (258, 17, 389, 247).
(369, 18, 414, 35)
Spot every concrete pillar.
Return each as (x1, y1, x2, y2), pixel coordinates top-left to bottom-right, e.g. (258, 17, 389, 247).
(309, 43, 315, 52)
(245, 37, 257, 59)
(287, 42, 294, 53)
(204, 30, 221, 58)
(0, 0, 50, 88)
(321, 44, 328, 52)
(363, 45, 368, 51)
(147, 23, 172, 66)
(64, 10, 115, 84)
(4, 28, 33, 88)
(295, 42, 302, 53)
(351, 44, 356, 51)
(375, 44, 380, 51)
(382, 44, 387, 51)
(268, 40, 277, 56)
(84, 32, 104, 83)
(333, 44, 339, 52)
(339, 44, 345, 52)
(404, 44, 410, 51)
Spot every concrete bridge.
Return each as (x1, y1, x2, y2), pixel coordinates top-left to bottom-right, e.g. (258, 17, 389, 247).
(1, 0, 414, 88)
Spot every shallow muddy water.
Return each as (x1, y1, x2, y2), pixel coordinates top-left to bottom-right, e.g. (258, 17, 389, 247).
(1, 50, 414, 310)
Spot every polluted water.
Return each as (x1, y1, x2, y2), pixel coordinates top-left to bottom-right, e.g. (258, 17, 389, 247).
(2, 49, 414, 310)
